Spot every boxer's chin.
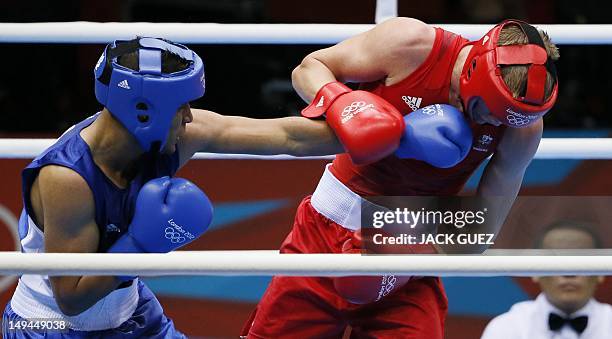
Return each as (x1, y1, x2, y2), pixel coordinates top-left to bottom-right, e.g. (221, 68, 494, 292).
(161, 141, 176, 154)
(161, 135, 180, 154)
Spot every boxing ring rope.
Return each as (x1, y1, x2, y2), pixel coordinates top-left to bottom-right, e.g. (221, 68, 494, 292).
(0, 138, 611, 160)
(1, 22, 612, 44)
(0, 251, 610, 277)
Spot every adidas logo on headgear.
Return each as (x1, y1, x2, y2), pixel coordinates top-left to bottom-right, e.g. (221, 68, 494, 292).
(316, 96, 325, 108)
(117, 80, 130, 90)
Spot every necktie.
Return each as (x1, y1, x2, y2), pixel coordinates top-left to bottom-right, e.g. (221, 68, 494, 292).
(548, 313, 589, 334)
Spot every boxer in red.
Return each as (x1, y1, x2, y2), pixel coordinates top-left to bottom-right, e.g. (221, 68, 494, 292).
(243, 18, 560, 338)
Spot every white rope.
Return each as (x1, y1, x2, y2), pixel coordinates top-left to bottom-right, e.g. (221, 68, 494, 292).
(0, 22, 610, 44)
(484, 249, 612, 256)
(533, 138, 612, 159)
(0, 138, 610, 160)
(0, 251, 610, 277)
(375, 0, 398, 24)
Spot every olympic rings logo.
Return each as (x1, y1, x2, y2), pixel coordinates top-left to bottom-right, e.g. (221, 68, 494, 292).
(420, 104, 444, 117)
(506, 114, 531, 126)
(164, 227, 186, 244)
(340, 101, 375, 124)
(421, 105, 439, 116)
(341, 101, 367, 116)
(376, 274, 398, 301)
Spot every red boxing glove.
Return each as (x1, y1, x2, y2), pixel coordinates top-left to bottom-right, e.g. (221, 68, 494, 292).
(302, 82, 405, 165)
(333, 229, 437, 304)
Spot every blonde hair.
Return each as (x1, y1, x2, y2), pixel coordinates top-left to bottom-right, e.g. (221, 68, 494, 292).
(497, 24, 560, 101)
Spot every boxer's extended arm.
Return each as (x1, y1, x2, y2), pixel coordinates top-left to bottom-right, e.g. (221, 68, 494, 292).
(478, 120, 542, 210)
(293, 18, 435, 165)
(292, 17, 434, 102)
(446, 121, 542, 253)
(39, 166, 124, 316)
(179, 108, 344, 167)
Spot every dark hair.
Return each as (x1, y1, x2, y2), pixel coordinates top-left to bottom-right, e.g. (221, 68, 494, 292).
(534, 220, 602, 249)
(116, 39, 190, 74)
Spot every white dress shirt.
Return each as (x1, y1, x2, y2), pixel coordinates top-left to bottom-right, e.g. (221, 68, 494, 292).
(481, 293, 612, 339)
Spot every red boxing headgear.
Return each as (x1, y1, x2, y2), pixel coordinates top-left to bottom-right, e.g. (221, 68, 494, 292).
(460, 20, 558, 127)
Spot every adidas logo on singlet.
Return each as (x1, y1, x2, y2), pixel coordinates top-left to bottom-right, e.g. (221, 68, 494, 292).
(402, 95, 422, 111)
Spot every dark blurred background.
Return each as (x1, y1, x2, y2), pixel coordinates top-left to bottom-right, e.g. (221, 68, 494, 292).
(0, 0, 609, 136)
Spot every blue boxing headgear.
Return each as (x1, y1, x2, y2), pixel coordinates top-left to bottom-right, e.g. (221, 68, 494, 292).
(94, 37, 205, 152)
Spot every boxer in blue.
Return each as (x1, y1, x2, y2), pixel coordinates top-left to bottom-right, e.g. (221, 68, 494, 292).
(1, 37, 344, 338)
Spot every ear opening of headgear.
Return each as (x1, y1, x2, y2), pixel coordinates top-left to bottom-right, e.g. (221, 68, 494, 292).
(94, 37, 205, 151)
(459, 20, 558, 128)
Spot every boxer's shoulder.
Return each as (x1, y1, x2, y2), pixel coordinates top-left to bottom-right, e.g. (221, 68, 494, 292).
(35, 164, 91, 194)
(31, 165, 94, 231)
(375, 17, 436, 52)
(372, 17, 436, 83)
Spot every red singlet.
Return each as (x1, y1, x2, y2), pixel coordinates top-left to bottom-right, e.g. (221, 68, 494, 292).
(330, 28, 506, 196)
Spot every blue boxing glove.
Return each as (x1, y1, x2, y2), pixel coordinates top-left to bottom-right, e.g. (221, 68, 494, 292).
(394, 104, 472, 168)
(109, 176, 213, 254)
